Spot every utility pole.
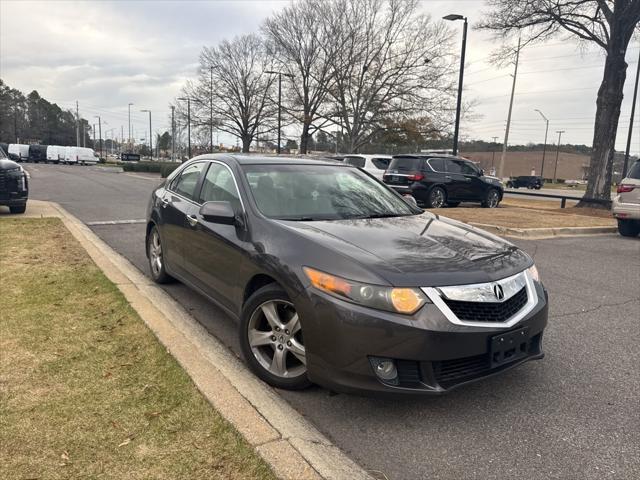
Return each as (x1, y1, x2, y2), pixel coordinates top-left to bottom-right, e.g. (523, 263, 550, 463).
(94, 116, 102, 160)
(121, 125, 124, 155)
(141, 110, 152, 159)
(491, 136, 499, 168)
(83, 123, 86, 147)
(554, 130, 565, 183)
(498, 36, 521, 180)
(128, 103, 133, 147)
(210, 65, 214, 152)
(171, 105, 176, 162)
(535, 109, 550, 178)
(177, 97, 192, 160)
(92, 124, 96, 149)
(76, 101, 80, 147)
(623, 48, 640, 178)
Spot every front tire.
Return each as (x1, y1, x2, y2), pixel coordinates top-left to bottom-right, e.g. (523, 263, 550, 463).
(147, 226, 173, 283)
(482, 188, 501, 208)
(427, 187, 446, 208)
(240, 284, 311, 390)
(617, 219, 640, 237)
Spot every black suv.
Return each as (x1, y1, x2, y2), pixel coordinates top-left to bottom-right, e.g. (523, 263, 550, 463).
(383, 154, 503, 208)
(506, 176, 543, 189)
(0, 152, 29, 214)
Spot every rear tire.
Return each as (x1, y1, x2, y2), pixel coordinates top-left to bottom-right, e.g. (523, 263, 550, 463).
(240, 284, 311, 390)
(146, 226, 173, 283)
(9, 204, 26, 214)
(617, 219, 640, 237)
(426, 187, 446, 208)
(482, 188, 500, 208)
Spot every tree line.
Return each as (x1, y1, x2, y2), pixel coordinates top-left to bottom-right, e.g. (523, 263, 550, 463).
(0, 79, 92, 147)
(176, 0, 457, 155)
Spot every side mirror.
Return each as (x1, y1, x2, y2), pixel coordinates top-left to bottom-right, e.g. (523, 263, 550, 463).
(402, 194, 418, 207)
(479, 169, 485, 176)
(199, 201, 236, 225)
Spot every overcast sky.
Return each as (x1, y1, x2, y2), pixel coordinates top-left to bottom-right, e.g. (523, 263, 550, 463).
(1, 0, 638, 154)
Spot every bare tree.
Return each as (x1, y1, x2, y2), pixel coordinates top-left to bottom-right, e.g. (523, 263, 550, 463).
(323, 0, 455, 153)
(479, 0, 640, 205)
(263, 0, 338, 154)
(186, 34, 277, 153)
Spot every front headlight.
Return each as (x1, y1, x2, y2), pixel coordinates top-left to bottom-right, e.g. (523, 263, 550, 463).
(303, 267, 427, 315)
(527, 264, 541, 282)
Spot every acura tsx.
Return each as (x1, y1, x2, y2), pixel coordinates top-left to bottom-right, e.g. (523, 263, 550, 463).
(145, 154, 548, 395)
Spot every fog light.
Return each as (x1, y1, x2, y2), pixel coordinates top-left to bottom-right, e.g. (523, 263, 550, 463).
(369, 357, 398, 383)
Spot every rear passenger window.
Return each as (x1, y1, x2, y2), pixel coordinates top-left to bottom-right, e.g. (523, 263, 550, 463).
(372, 158, 390, 170)
(171, 162, 205, 200)
(428, 158, 445, 172)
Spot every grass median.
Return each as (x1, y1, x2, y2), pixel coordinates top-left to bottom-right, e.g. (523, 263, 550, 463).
(0, 218, 276, 480)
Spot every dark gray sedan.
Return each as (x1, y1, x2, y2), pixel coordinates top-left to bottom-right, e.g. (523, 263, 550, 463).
(145, 154, 548, 395)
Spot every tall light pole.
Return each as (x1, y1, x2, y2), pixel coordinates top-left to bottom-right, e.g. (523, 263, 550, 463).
(128, 103, 133, 147)
(443, 14, 468, 157)
(554, 130, 565, 183)
(94, 116, 102, 159)
(141, 109, 152, 159)
(623, 48, 640, 178)
(210, 65, 214, 152)
(177, 97, 192, 160)
(535, 109, 550, 178)
(265, 70, 293, 154)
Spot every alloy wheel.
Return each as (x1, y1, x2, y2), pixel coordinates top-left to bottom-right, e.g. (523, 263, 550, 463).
(487, 190, 499, 208)
(149, 229, 163, 276)
(247, 299, 306, 378)
(430, 188, 445, 208)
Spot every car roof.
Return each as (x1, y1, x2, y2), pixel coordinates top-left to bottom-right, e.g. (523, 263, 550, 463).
(343, 154, 392, 159)
(191, 153, 345, 167)
(392, 153, 468, 161)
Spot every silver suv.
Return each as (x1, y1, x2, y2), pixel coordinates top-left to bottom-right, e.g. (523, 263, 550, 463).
(612, 160, 640, 237)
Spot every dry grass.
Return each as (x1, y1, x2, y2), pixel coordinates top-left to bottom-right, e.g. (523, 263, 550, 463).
(427, 203, 615, 229)
(0, 218, 275, 480)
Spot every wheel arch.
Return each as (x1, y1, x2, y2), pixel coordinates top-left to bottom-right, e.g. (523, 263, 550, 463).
(243, 273, 282, 306)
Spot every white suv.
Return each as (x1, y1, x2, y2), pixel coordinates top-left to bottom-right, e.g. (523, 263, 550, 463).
(612, 160, 640, 237)
(343, 154, 392, 180)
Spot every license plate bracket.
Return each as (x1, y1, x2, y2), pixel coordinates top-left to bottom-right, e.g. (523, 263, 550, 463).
(490, 327, 530, 368)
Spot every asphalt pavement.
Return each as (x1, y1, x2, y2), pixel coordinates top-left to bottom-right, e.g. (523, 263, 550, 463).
(20, 164, 640, 480)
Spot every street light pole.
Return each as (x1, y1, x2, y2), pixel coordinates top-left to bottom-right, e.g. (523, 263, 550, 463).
(128, 103, 133, 146)
(265, 70, 293, 154)
(535, 109, 550, 178)
(491, 136, 499, 168)
(443, 14, 468, 157)
(554, 130, 565, 183)
(623, 48, 640, 178)
(210, 65, 214, 152)
(141, 110, 152, 159)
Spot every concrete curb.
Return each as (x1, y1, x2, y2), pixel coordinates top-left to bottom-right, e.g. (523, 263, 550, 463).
(41, 201, 373, 480)
(469, 222, 617, 239)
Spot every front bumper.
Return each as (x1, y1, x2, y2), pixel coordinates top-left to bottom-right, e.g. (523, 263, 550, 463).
(297, 281, 548, 395)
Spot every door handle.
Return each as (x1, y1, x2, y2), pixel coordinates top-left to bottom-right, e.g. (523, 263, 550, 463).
(160, 197, 169, 208)
(186, 214, 198, 227)
(445, 175, 451, 179)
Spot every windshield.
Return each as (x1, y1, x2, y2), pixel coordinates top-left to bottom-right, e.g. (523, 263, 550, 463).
(242, 164, 419, 221)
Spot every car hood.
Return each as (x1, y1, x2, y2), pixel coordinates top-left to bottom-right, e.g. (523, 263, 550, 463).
(278, 213, 531, 287)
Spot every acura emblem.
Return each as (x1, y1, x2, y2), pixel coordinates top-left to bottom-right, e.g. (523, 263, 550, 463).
(493, 284, 505, 300)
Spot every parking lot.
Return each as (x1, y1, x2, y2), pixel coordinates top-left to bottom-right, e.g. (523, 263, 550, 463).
(18, 163, 640, 480)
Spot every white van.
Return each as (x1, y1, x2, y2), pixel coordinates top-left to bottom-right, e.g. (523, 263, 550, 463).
(63, 146, 78, 165)
(46, 145, 64, 164)
(8, 144, 30, 162)
(343, 154, 392, 180)
(76, 147, 98, 165)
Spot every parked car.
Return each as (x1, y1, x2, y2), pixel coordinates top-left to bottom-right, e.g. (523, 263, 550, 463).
(383, 154, 504, 208)
(506, 176, 543, 189)
(28, 144, 48, 163)
(612, 160, 640, 237)
(343, 154, 392, 180)
(145, 154, 548, 395)
(7, 143, 29, 162)
(0, 150, 28, 214)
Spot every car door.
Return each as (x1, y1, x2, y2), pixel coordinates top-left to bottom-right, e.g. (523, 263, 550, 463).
(160, 161, 206, 276)
(459, 160, 485, 200)
(443, 158, 470, 200)
(181, 161, 247, 311)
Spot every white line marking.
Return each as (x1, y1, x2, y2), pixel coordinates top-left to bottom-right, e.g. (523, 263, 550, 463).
(86, 219, 146, 226)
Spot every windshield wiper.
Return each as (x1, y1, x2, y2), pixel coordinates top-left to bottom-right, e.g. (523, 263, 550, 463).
(276, 216, 318, 221)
